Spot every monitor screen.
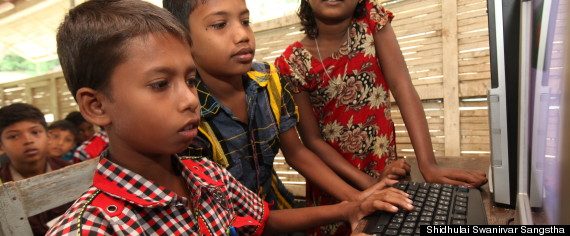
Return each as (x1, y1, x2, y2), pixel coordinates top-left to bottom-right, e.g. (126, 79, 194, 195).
(525, 0, 568, 225)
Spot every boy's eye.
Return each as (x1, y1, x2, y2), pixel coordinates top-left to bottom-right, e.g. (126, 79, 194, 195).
(149, 80, 169, 90)
(32, 130, 43, 135)
(186, 78, 198, 88)
(7, 135, 18, 140)
(242, 19, 251, 26)
(209, 22, 227, 30)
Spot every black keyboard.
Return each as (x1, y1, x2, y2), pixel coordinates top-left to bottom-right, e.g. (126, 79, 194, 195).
(363, 181, 487, 235)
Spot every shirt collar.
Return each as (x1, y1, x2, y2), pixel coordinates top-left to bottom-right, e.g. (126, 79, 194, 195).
(92, 151, 224, 208)
(197, 67, 269, 119)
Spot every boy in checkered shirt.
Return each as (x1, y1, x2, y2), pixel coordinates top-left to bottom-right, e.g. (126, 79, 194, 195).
(47, 0, 412, 235)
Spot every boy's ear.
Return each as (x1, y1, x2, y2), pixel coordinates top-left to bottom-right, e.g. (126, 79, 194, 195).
(76, 88, 111, 127)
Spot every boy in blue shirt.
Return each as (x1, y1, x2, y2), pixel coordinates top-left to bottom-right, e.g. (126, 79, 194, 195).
(163, 0, 410, 211)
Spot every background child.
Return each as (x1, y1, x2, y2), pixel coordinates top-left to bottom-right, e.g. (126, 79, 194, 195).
(64, 111, 95, 144)
(48, 0, 412, 235)
(275, 0, 488, 234)
(46, 119, 78, 161)
(163, 0, 404, 212)
(0, 103, 72, 235)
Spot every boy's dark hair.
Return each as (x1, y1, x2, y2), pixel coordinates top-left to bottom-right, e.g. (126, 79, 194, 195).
(0, 103, 47, 137)
(64, 111, 87, 128)
(163, 0, 204, 34)
(298, 0, 367, 39)
(57, 0, 192, 101)
(48, 120, 79, 139)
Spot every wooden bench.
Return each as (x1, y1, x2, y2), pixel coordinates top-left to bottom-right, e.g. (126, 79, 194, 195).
(0, 158, 97, 236)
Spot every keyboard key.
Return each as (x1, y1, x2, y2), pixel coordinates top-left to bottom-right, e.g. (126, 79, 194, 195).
(388, 222, 401, 229)
(367, 224, 385, 233)
(431, 183, 442, 189)
(456, 196, 467, 202)
(454, 206, 467, 215)
(392, 217, 404, 223)
(419, 216, 432, 222)
(457, 192, 468, 198)
(434, 215, 447, 221)
(401, 228, 414, 234)
(453, 214, 466, 220)
(409, 182, 420, 190)
(452, 219, 466, 225)
(437, 205, 449, 211)
(384, 229, 398, 235)
(405, 216, 418, 222)
(457, 185, 469, 192)
(408, 211, 419, 217)
(420, 211, 433, 217)
(433, 220, 446, 225)
(403, 222, 416, 228)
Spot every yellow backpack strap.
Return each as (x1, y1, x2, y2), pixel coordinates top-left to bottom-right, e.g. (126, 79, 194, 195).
(247, 63, 283, 129)
(198, 121, 230, 168)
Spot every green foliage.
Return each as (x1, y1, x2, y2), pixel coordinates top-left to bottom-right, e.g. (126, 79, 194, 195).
(0, 52, 60, 76)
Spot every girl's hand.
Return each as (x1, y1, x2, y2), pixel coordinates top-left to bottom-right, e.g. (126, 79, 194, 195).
(422, 164, 488, 188)
(380, 158, 411, 180)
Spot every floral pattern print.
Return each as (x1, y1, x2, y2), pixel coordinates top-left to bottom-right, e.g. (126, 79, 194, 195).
(275, 0, 396, 235)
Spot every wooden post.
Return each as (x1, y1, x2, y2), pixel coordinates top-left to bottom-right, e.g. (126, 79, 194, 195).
(441, 0, 461, 157)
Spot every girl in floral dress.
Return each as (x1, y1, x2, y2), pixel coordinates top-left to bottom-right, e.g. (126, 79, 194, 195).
(275, 0, 488, 235)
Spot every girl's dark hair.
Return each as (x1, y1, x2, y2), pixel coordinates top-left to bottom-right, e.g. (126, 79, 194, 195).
(0, 103, 47, 136)
(57, 0, 191, 101)
(298, 0, 367, 39)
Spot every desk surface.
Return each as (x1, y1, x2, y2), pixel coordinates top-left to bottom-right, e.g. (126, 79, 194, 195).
(354, 156, 515, 233)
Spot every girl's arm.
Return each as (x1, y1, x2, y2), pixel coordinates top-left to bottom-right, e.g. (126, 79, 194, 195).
(279, 128, 362, 200)
(263, 179, 412, 235)
(374, 22, 487, 187)
(293, 91, 377, 190)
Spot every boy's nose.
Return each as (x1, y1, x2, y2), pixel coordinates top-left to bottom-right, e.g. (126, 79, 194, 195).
(178, 86, 200, 113)
(233, 25, 250, 44)
(23, 133, 35, 144)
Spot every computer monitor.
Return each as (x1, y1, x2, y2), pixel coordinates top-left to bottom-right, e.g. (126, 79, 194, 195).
(519, 0, 569, 225)
(487, 0, 521, 208)
(487, 2, 569, 226)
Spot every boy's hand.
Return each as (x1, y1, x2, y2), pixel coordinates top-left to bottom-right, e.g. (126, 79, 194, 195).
(344, 187, 413, 231)
(422, 165, 488, 188)
(380, 158, 411, 180)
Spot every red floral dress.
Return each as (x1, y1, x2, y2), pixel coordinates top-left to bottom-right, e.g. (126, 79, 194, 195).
(275, 0, 396, 235)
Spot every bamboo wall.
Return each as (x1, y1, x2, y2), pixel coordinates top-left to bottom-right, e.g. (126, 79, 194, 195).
(253, 0, 492, 159)
(0, 0, 493, 196)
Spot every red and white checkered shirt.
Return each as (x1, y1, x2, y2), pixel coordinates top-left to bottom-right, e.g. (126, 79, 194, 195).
(47, 153, 269, 236)
(73, 130, 109, 163)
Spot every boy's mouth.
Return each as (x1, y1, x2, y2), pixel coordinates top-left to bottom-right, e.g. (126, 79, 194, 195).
(24, 148, 39, 156)
(232, 47, 254, 63)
